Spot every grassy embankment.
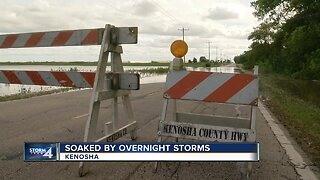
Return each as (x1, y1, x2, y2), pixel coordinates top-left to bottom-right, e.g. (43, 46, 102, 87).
(258, 71, 320, 167)
(0, 88, 72, 102)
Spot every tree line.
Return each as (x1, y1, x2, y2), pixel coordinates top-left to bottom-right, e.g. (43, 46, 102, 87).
(234, 0, 320, 80)
(188, 56, 231, 64)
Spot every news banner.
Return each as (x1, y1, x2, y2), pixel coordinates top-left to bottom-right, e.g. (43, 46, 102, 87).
(24, 142, 259, 161)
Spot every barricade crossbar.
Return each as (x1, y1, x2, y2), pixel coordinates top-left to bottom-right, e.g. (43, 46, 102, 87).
(0, 27, 137, 48)
(0, 70, 95, 88)
(164, 71, 258, 106)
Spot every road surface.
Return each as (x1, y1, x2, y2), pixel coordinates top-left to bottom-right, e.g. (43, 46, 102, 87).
(0, 83, 316, 179)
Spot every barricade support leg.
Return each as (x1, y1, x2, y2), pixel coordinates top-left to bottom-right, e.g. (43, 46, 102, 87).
(154, 99, 169, 172)
(78, 24, 138, 177)
(79, 24, 111, 177)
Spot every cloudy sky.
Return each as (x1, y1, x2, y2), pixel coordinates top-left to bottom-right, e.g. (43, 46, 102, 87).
(0, 0, 259, 62)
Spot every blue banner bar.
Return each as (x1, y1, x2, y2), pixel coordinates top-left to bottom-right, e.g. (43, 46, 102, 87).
(24, 142, 259, 161)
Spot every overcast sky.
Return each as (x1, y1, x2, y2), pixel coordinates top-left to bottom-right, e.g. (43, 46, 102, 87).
(0, 0, 259, 62)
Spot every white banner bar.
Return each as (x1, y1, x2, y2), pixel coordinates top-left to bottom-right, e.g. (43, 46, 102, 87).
(59, 152, 258, 161)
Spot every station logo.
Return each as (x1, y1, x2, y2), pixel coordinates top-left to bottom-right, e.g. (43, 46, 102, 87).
(24, 143, 57, 161)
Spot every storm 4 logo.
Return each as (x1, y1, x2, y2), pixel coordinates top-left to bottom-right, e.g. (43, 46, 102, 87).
(29, 147, 53, 158)
(24, 143, 57, 161)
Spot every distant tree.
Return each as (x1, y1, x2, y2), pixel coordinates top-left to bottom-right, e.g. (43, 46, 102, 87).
(199, 56, 207, 62)
(193, 57, 197, 63)
(188, 60, 192, 63)
(237, 0, 320, 79)
(233, 55, 241, 64)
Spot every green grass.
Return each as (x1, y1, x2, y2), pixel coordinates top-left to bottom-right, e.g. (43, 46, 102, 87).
(126, 67, 169, 74)
(123, 62, 169, 66)
(0, 88, 72, 102)
(185, 62, 225, 68)
(259, 73, 320, 167)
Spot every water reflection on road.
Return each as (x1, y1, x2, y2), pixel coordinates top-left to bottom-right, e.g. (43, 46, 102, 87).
(0, 66, 236, 96)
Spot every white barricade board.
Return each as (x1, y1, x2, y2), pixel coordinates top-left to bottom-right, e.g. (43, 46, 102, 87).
(159, 121, 256, 142)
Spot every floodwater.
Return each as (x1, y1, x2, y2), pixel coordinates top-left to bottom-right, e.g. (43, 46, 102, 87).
(0, 65, 236, 96)
(0, 65, 169, 71)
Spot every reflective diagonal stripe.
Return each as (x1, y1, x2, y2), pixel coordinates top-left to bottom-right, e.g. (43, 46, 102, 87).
(0, 35, 6, 46)
(81, 29, 100, 45)
(164, 71, 211, 99)
(51, 31, 73, 46)
(204, 74, 255, 103)
(14, 71, 33, 85)
(0, 34, 18, 48)
(0, 70, 96, 88)
(182, 73, 234, 101)
(0, 71, 9, 84)
(13, 33, 31, 48)
(164, 71, 190, 90)
(38, 71, 61, 86)
(25, 33, 45, 47)
(37, 31, 59, 47)
(26, 71, 46, 85)
(2, 71, 21, 84)
(163, 71, 258, 106)
(65, 29, 90, 46)
(0, 28, 103, 48)
(80, 72, 95, 87)
(226, 78, 258, 105)
(51, 72, 74, 87)
(65, 72, 91, 88)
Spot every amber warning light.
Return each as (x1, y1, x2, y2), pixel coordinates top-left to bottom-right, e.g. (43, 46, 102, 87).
(170, 40, 188, 58)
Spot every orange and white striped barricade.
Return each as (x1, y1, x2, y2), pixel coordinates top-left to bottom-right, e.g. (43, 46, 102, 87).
(0, 70, 95, 88)
(0, 24, 139, 176)
(155, 62, 258, 178)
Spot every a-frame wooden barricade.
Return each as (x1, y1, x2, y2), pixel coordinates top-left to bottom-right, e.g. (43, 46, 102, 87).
(0, 24, 139, 177)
